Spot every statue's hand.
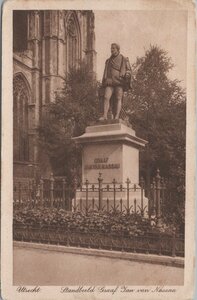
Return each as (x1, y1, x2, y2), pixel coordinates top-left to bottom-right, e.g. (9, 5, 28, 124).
(105, 78, 113, 86)
(125, 72, 130, 79)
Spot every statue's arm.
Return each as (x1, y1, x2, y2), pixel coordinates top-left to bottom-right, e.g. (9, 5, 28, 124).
(102, 59, 109, 86)
(125, 57, 132, 77)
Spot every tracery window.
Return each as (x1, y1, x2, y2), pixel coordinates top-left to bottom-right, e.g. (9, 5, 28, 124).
(67, 14, 80, 70)
(13, 75, 30, 162)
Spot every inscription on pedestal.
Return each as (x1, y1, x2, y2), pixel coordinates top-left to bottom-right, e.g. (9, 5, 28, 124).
(85, 157, 120, 170)
(73, 121, 147, 183)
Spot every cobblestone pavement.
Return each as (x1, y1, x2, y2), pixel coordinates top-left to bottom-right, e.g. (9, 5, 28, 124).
(13, 245, 184, 286)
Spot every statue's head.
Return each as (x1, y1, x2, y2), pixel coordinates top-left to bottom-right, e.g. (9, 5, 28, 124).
(111, 43, 120, 56)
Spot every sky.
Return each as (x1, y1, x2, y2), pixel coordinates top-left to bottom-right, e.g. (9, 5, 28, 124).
(94, 10, 187, 87)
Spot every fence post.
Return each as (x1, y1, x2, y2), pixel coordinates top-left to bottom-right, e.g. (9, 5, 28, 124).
(140, 176, 144, 217)
(29, 181, 32, 208)
(107, 199, 109, 213)
(134, 198, 137, 214)
(73, 177, 77, 212)
(112, 178, 116, 212)
(62, 178, 66, 209)
(32, 180, 36, 208)
(172, 230, 176, 257)
(85, 179, 89, 215)
(160, 177, 164, 217)
(126, 178, 130, 215)
(79, 198, 82, 211)
(162, 177, 167, 217)
(120, 199, 123, 213)
(40, 177, 44, 207)
(149, 183, 152, 218)
(36, 184, 41, 208)
(50, 173, 54, 208)
(18, 182, 21, 209)
(156, 169, 162, 227)
(152, 178, 156, 216)
(98, 173, 103, 211)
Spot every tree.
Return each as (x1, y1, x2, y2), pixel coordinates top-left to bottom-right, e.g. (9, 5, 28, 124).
(125, 45, 186, 225)
(39, 63, 100, 184)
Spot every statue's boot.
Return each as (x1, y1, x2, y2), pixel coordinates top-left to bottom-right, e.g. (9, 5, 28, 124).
(114, 114, 120, 120)
(99, 116, 107, 121)
(114, 98, 121, 120)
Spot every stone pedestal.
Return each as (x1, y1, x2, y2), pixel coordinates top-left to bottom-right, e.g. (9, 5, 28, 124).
(73, 120, 149, 215)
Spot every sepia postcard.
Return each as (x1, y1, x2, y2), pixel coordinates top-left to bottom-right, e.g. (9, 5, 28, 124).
(1, 0, 196, 299)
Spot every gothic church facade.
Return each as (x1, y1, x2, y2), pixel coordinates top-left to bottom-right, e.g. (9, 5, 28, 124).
(13, 10, 96, 181)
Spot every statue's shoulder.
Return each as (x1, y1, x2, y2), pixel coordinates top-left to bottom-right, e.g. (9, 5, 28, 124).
(121, 54, 129, 61)
(123, 55, 131, 67)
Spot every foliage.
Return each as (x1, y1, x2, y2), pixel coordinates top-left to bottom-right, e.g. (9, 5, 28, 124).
(13, 208, 180, 237)
(39, 64, 100, 183)
(124, 45, 186, 225)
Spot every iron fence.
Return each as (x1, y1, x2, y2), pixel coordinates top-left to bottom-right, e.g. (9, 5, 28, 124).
(13, 170, 184, 256)
(14, 170, 169, 222)
(13, 175, 72, 210)
(13, 224, 184, 257)
(72, 176, 148, 215)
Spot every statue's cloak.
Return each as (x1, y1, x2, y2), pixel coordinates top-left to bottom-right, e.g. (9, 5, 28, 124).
(102, 54, 132, 91)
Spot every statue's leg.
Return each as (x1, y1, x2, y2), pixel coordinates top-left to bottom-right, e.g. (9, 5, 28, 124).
(102, 86, 113, 119)
(110, 92, 115, 119)
(114, 86, 123, 119)
(111, 93, 116, 119)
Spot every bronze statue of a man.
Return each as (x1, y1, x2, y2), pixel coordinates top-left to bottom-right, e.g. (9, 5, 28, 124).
(99, 43, 132, 120)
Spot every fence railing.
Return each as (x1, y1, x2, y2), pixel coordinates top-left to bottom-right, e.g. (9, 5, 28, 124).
(13, 175, 72, 210)
(14, 169, 168, 223)
(72, 175, 148, 215)
(13, 170, 184, 257)
(13, 224, 184, 257)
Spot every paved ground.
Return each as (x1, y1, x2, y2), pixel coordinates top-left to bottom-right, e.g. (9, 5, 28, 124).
(13, 245, 184, 286)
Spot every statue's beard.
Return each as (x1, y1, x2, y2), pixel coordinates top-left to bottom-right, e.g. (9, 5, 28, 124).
(111, 52, 119, 58)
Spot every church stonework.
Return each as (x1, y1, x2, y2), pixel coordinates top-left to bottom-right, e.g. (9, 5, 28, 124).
(13, 10, 96, 181)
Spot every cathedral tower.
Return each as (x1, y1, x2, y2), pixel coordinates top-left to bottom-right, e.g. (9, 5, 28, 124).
(13, 10, 96, 181)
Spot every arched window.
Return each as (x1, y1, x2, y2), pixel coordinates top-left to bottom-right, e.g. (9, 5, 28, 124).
(13, 75, 30, 162)
(66, 13, 81, 70)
